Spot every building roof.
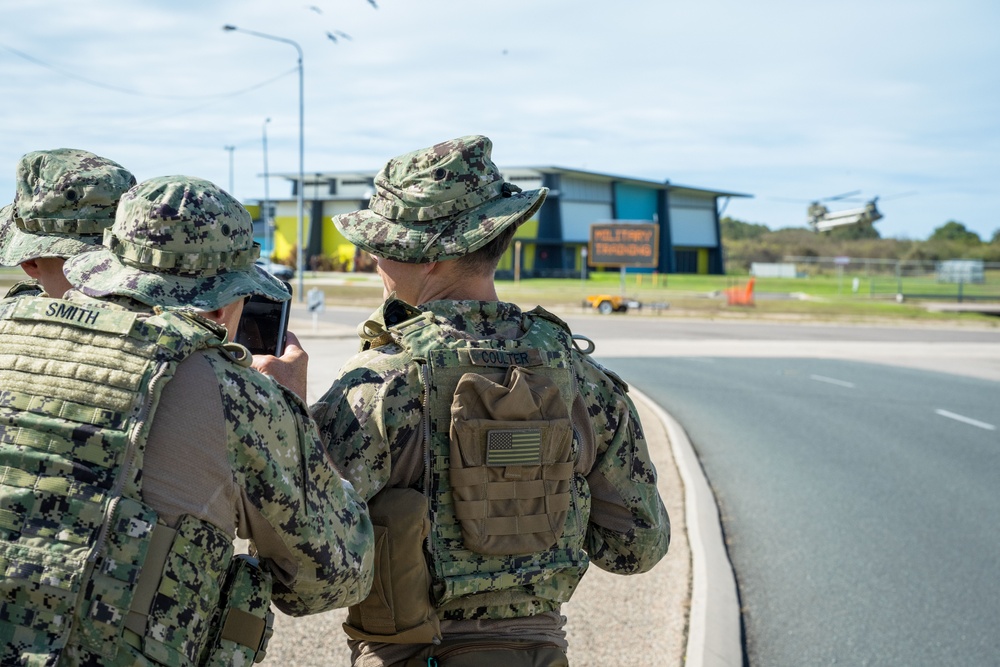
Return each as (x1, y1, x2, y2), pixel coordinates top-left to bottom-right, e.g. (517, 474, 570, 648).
(667, 183, 753, 199)
(503, 165, 665, 189)
(267, 167, 753, 200)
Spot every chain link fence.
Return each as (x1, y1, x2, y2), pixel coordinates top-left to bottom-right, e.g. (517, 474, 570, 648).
(779, 256, 1000, 302)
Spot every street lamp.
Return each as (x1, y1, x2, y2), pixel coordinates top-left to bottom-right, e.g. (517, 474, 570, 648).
(224, 145, 235, 194)
(262, 117, 271, 263)
(223, 24, 304, 301)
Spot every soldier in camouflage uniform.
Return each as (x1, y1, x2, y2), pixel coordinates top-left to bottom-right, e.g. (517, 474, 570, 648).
(0, 175, 374, 666)
(0, 148, 136, 298)
(310, 136, 669, 666)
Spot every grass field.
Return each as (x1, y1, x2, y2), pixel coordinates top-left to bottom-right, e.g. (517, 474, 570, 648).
(491, 272, 1000, 324)
(3, 267, 998, 326)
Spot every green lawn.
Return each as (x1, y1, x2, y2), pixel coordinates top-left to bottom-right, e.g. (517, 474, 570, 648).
(491, 271, 1000, 324)
(3, 267, 997, 326)
(570, 270, 1000, 299)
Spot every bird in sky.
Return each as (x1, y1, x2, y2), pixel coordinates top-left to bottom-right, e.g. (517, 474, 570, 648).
(326, 30, 353, 43)
(367, 0, 378, 8)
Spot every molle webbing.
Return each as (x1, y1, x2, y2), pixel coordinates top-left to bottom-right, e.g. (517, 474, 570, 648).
(393, 311, 589, 620)
(0, 298, 225, 664)
(449, 366, 575, 555)
(449, 463, 574, 537)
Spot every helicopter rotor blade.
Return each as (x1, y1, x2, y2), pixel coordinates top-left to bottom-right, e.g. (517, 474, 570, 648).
(822, 190, 863, 202)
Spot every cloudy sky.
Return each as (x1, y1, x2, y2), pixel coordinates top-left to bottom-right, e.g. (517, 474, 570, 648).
(2, 0, 998, 240)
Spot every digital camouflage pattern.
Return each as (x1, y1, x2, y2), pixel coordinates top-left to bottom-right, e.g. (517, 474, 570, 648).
(0, 149, 136, 266)
(0, 293, 374, 665)
(197, 334, 374, 617)
(312, 299, 669, 625)
(332, 135, 548, 263)
(201, 555, 275, 666)
(0, 296, 224, 665)
(0, 203, 16, 265)
(63, 175, 289, 310)
(3, 279, 43, 299)
(394, 307, 588, 620)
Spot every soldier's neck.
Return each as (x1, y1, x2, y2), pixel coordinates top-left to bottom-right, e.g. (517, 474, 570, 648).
(417, 267, 498, 304)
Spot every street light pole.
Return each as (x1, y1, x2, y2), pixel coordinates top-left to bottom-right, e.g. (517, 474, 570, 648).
(262, 117, 271, 262)
(223, 25, 305, 301)
(224, 145, 235, 194)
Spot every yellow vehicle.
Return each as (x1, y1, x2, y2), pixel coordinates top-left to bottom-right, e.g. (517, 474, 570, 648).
(584, 294, 641, 315)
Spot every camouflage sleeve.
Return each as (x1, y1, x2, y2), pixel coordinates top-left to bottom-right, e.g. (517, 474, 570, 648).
(204, 353, 374, 616)
(577, 357, 670, 574)
(3, 279, 43, 299)
(310, 344, 424, 502)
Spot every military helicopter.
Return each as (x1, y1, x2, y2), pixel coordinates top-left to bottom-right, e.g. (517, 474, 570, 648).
(806, 191, 882, 232)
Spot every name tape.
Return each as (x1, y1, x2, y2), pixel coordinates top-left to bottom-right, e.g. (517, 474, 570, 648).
(9, 299, 137, 335)
(468, 348, 543, 367)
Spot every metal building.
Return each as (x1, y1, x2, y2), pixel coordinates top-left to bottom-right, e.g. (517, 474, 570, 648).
(262, 167, 750, 276)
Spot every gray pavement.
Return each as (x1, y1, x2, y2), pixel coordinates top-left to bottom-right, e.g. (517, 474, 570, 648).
(273, 302, 1000, 665)
(637, 356, 1000, 665)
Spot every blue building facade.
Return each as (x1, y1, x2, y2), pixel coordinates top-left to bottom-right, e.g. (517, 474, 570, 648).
(268, 166, 750, 276)
(503, 167, 750, 276)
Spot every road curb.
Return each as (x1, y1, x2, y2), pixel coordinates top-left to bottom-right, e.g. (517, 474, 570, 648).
(630, 388, 743, 667)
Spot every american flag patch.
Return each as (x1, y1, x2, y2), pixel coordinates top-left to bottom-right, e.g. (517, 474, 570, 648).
(486, 429, 542, 466)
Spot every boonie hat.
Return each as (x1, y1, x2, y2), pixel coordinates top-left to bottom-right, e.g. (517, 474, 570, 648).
(63, 175, 289, 310)
(0, 148, 136, 266)
(334, 135, 548, 263)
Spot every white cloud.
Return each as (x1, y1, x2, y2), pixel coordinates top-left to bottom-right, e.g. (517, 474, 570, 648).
(0, 0, 998, 240)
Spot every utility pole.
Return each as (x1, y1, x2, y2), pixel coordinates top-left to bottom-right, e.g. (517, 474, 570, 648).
(262, 118, 271, 261)
(224, 145, 235, 194)
(223, 25, 305, 300)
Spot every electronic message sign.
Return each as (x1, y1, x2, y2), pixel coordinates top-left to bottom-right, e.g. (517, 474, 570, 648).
(588, 222, 659, 268)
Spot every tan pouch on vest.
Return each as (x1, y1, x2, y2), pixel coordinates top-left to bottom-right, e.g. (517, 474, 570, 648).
(343, 488, 441, 644)
(449, 366, 574, 556)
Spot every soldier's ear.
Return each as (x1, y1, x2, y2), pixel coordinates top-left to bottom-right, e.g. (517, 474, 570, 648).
(20, 259, 42, 279)
(197, 305, 228, 326)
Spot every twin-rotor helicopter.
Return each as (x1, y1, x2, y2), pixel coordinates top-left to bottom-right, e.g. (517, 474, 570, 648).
(776, 190, 915, 232)
(806, 191, 881, 232)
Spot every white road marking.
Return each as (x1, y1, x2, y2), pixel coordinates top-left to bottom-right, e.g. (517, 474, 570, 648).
(934, 409, 996, 431)
(809, 374, 855, 388)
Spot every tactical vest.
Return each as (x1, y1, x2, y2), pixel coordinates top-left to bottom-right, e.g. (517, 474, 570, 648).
(0, 296, 271, 666)
(392, 307, 591, 620)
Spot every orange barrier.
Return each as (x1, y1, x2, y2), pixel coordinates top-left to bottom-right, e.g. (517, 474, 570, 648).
(725, 277, 755, 306)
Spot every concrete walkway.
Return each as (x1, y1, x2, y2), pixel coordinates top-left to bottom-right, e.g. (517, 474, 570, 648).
(257, 308, 732, 665)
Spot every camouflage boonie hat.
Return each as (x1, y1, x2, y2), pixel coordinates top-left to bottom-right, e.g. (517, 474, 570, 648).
(334, 135, 548, 263)
(63, 175, 290, 310)
(0, 148, 136, 266)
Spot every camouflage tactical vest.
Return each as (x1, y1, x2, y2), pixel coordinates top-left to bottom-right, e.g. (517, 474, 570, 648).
(392, 306, 591, 620)
(0, 296, 268, 666)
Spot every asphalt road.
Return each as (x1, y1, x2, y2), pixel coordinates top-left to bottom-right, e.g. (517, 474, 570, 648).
(312, 305, 1000, 344)
(606, 356, 1000, 666)
(309, 306, 1000, 383)
(289, 304, 1000, 665)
